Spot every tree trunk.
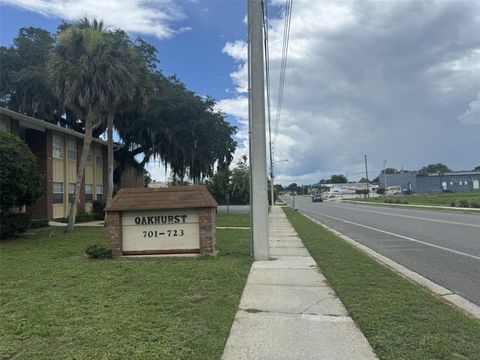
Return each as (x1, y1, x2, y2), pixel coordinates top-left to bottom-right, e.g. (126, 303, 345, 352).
(107, 113, 114, 201)
(64, 116, 94, 233)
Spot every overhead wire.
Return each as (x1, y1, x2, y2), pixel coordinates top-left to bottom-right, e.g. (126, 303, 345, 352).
(262, 0, 274, 179)
(272, 0, 293, 155)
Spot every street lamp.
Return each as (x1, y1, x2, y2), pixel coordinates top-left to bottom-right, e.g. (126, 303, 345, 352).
(271, 159, 288, 205)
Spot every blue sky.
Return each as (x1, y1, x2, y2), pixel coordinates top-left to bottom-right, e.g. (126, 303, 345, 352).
(0, 0, 256, 182)
(1, 1, 479, 184)
(1, 1, 246, 102)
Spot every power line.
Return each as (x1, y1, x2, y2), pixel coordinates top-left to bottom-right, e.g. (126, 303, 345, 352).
(272, 0, 293, 155)
(263, 2, 272, 166)
(262, 0, 275, 204)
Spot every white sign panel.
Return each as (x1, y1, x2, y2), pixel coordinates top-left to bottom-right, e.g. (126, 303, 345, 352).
(122, 210, 200, 253)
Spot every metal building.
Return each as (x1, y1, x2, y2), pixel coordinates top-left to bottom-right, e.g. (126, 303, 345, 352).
(378, 171, 480, 194)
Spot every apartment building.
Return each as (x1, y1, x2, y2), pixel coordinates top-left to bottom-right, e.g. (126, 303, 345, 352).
(1, 107, 108, 220)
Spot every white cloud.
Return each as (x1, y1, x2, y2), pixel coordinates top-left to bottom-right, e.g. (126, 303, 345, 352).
(216, 96, 250, 167)
(220, 0, 480, 184)
(1, 0, 187, 39)
(222, 41, 248, 93)
(458, 93, 480, 125)
(223, 41, 247, 62)
(145, 160, 171, 182)
(217, 96, 248, 124)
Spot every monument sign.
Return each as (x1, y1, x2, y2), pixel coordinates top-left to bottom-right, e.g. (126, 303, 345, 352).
(105, 186, 217, 257)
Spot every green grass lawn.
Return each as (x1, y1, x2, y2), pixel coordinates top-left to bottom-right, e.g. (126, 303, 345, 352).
(353, 191, 480, 208)
(0, 220, 251, 359)
(283, 207, 480, 360)
(216, 213, 250, 227)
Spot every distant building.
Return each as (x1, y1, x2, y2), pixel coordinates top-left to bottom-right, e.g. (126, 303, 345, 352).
(378, 171, 480, 194)
(148, 180, 169, 188)
(0, 107, 143, 220)
(310, 182, 378, 194)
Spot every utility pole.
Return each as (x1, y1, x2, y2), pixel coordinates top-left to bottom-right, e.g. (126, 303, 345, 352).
(248, 0, 269, 261)
(383, 160, 387, 190)
(364, 155, 370, 198)
(270, 163, 275, 206)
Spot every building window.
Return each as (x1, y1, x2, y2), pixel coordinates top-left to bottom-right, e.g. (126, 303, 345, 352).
(86, 150, 93, 164)
(450, 181, 453, 186)
(464, 180, 468, 185)
(68, 183, 76, 203)
(0, 118, 11, 132)
(459, 181, 463, 185)
(68, 139, 77, 160)
(85, 184, 93, 202)
(53, 182, 64, 204)
(95, 149, 103, 167)
(96, 185, 103, 200)
(53, 135, 64, 159)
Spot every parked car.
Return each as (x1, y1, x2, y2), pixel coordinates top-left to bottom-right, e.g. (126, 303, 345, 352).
(312, 194, 323, 202)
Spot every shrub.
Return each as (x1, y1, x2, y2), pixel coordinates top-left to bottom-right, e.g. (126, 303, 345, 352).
(450, 201, 456, 207)
(76, 212, 96, 222)
(457, 200, 469, 208)
(59, 212, 95, 223)
(92, 200, 106, 220)
(85, 244, 112, 259)
(0, 132, 42, 211)
(394, 199, 402, 204)
(30, 219, 49, 228)
(469, 202, 480, 208)
(402, 200, 408, 204)
(0, 212, 31, 238)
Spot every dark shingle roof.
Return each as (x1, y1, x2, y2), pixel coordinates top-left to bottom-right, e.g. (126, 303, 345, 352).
(105, 185, 218, 211)
(0, 107, 107, 145)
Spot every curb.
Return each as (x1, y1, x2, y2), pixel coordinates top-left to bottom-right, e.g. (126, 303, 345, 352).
(301, 212, 480, 320)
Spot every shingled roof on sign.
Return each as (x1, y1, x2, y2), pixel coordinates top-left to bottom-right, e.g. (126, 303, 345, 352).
(105, 185, 218, 212)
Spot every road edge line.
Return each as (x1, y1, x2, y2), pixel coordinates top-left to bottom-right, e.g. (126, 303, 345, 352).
(300, 212, 480, 320)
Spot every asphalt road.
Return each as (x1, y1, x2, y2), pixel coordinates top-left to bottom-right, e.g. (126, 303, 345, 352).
(282, 195, 480, 306)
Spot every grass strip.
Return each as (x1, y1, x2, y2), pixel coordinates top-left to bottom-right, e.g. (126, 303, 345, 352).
(343, 200, 480, 215)
(0, 226, 251, 359)
(350, 191, 480, 208)
(216, 213, 250, 227)
(283, 207, 480, 360)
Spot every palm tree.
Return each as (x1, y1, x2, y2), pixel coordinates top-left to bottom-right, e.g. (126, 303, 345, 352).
(48, 19, 140, 232)
(102, 30, 151, 200)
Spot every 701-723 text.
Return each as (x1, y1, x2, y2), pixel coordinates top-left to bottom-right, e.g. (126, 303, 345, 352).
(142, 230, 185, 238)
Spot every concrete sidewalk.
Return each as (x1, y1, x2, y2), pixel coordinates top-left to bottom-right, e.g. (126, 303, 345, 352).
(48, 220, 104, 227)
(222, 206, 377, 360)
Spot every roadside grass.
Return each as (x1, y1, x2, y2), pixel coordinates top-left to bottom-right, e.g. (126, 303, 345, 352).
(283, 207, 480, 360)
(216, 213, 250, 227)
(351, 191, 480, 208)
(343, 200, 480, 215)
(0, 225, 251, 359)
